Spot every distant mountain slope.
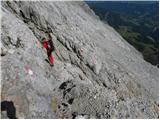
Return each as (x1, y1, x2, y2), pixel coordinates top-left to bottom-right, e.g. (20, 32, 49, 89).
(87, 1, 159, 65)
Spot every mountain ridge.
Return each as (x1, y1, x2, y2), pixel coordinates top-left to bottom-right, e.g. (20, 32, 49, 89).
(86, 1, 159, 65)
(1, 1, 159, 119)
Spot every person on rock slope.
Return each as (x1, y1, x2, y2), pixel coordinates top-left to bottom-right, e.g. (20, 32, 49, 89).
(42, 32, 54, 67)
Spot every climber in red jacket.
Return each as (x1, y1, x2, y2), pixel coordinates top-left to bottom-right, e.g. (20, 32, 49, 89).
(41, 33, 54, 67)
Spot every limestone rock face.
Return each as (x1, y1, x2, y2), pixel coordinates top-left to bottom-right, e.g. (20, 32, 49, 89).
(1, 1, 159, 119)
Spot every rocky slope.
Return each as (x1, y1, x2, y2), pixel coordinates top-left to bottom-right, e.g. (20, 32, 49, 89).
(1, 1, 159, 119)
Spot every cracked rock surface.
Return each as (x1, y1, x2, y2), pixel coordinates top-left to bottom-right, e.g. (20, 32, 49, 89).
(1, 1, 159, 119)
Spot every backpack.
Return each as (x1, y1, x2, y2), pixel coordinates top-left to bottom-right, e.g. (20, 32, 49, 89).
(48, 40, 54, 51)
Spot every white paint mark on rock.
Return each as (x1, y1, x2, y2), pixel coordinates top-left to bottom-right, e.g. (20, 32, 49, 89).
(28, 69, 33, 75)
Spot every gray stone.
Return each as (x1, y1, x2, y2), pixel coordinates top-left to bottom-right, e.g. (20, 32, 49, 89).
(1, 1, 158, 119)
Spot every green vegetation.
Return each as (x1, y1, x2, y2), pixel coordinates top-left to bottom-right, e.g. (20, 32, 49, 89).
(87, 1, 159, 65)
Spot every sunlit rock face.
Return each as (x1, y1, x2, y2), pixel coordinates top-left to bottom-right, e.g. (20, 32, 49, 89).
(1, 1, 158, 119)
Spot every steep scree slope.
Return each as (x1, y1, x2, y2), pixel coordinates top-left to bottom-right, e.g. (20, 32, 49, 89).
(1, 1, 159, 119)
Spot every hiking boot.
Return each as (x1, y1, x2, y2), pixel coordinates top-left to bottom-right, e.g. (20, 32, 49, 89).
(50, 64, 54, 67)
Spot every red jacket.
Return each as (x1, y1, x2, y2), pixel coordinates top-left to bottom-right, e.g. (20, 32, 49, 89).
(42, 40, 49, 50)
(42, 39, 54, 66)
